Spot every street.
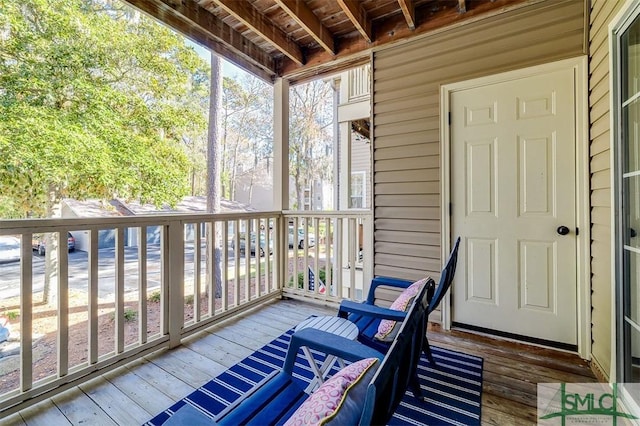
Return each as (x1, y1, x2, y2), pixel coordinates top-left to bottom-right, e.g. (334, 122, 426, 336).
(0, 243, 242, 300)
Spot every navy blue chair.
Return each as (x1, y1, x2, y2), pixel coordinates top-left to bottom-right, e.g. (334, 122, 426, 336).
(338, 236, 461, 366)
(164, 276, 430, 425)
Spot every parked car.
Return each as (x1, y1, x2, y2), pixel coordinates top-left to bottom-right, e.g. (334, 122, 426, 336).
(0, 236, 21, 264)
(32, 232, 76, 255)
(230, 232, 273, 257)
(288, 227, 316, 249)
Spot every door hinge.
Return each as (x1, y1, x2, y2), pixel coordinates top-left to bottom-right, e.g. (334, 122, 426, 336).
(448, 111, 451, 125)
(576, 227, 579, 236)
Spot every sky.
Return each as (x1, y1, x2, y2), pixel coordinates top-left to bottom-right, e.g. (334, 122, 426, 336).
(189, 40, 245, 79)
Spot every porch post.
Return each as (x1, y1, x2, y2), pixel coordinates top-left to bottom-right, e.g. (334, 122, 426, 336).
(273, 78, 289, 291)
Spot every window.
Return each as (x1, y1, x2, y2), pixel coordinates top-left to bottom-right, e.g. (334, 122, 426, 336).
(613, 1, 640, 394)
(350, 172, 366, 208)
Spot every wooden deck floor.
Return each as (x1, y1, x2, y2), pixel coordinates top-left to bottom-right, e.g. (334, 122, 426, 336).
(2, 299, 597, 425)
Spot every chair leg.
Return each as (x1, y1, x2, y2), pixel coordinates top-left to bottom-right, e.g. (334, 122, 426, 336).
(409, 372, 425, 402)
(423, 336, 436, 366)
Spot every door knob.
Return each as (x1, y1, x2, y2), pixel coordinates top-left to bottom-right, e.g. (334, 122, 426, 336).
(557, 226, 570, 236)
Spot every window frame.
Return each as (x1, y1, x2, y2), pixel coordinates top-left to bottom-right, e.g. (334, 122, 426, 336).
(611, 0, 640, 388)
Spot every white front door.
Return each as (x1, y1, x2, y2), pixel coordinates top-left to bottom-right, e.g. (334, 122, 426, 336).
(450, 67, 578, 345)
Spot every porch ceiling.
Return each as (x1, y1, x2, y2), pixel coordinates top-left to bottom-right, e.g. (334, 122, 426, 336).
(121, 0, 531, 83)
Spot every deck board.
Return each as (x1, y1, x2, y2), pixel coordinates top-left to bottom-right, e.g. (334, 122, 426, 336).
(8, 299, 597, 426)
(78, 376, 152, 424)
(102, 367, 176, 416)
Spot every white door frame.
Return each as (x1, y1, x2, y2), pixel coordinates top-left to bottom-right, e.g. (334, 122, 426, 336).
(439, 56, 591, 359)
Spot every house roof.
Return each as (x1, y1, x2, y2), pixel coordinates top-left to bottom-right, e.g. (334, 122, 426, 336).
(118, 196, 256, 215)
(62, 197, 255, 217)
(122, 0, 530, 83)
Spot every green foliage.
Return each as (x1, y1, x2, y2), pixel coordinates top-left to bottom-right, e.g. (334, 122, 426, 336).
(3, 311, 19, 321)
(123, 308, 137, 322)
(289, 268, 331, 289)
(0, 0, 211, 217)
(148, 291, 161, 303)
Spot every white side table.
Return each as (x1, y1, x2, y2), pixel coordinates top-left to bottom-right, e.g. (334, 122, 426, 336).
(294, 315, 359, 392)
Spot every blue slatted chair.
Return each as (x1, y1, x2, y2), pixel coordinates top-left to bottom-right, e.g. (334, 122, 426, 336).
(163, 278, 430, 426)
(338, 236, 461, 366)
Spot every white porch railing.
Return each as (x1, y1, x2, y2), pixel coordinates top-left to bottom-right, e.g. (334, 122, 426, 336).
(281, 210, 372, 303)
(347, 64, 371, 101)
(0, 209, 371, 415)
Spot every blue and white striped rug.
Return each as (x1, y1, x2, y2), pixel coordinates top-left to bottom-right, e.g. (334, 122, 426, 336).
(146, 328, 483, 426)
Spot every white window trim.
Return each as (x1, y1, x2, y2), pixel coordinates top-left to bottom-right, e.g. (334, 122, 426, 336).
(609, 0, 640, 406)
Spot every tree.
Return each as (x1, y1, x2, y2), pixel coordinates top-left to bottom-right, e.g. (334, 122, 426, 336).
(207, 53, 222, 298)
(220, 75, 272, 202)
(0, 0, 210, 301)
(289, 80, 333, 210)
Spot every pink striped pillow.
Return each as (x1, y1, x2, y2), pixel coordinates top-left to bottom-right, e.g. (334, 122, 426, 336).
(374, 278, 428, 342)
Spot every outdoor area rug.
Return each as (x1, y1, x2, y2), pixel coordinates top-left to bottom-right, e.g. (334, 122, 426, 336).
(145, 328, 483, 426)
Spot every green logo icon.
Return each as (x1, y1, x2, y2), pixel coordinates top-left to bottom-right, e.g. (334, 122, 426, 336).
(538, 383, 639, 425)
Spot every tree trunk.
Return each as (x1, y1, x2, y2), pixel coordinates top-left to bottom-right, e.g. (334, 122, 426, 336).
(42, 185, 60, 305)
(207, 53, 223, 298)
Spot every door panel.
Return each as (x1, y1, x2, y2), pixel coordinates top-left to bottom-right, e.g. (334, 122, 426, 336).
(451, 68, 577, 345)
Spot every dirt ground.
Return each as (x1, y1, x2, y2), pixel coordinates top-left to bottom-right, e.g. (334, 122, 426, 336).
(0, 290, 170, 395)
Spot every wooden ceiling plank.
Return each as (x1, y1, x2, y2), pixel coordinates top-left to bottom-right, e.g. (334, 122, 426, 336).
(124, 0, 275, 81)
(274, 0, 335, 54)
(458, 0, 467, 13)
(212, 0, 305, 65)
(337, 0, 373, 43)
(280, 0, 533, 82)
(397, 0, 416, 30)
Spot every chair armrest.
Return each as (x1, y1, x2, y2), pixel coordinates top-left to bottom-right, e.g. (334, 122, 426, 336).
(338, 300, 407, 322)
(283, 328, 384, 374)
(367, 276, 413, 304)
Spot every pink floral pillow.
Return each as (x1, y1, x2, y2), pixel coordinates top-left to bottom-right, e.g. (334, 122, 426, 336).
(374, 277, 428, 342)
(284, 357, 378, 426)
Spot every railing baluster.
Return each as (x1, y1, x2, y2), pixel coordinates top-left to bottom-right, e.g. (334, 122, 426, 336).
(194, 223, 201, 323)
(324, 218, 332, 296)
(313, 217, 320, 296)
(58, 231, 69, 377)
(139, 226, 148, 344)
(208, 220, 215, 317)
(89, 229, 99, 364)
(20, 234, 33, 392)
(242, 221, 250, 304)
(161, 225, 169, 336)
(256, 218, 263, 299)
(335, 218, 343, 298)
(167, 221, 184, 348)
(222, 221, 229, 312)
(115, 227, 125, 354)
(292, 217, 298, 292)
(349, 218, 356, 300)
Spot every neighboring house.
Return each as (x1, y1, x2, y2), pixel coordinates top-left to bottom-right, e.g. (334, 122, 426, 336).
(234, 158, 274, 211)
(61, 197, 255, 251)
(333, 65, 372, 212)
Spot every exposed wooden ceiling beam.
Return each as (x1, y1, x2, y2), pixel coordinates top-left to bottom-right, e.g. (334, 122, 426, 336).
(458, 0, 467, 13)
(212, 0, 305, 65)
(280, 0, 532, 82)
(124, 0, 275, 82)
(274, 0, 335, 54)
(337, 0, 372, 43)
(397, 0, 416, 30)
